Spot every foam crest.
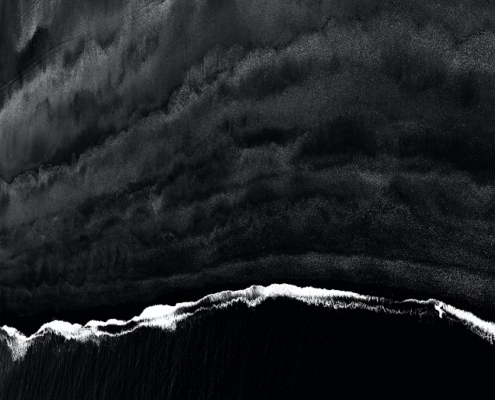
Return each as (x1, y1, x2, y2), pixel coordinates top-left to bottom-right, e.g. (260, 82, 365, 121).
(1, 284, 495, 362)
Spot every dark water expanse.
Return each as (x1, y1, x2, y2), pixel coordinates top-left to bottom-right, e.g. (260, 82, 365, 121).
(4, 0, 495, 326)
(1, 285, 494, 399)
(3, 0, 495, 398)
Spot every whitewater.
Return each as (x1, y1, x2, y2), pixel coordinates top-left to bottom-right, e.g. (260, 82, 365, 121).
(2, 283, 494, 363)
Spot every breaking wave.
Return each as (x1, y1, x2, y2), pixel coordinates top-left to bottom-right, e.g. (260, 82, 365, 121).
(1, 284, 495, 399)
(2, 283, 495, 361)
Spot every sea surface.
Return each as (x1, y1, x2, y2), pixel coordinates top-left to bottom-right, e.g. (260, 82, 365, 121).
(1, 284, 494, 399)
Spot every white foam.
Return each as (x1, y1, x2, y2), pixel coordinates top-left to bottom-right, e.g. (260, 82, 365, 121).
(1, 284, 494, 362)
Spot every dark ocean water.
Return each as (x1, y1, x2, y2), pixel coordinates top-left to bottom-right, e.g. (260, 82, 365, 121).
(0, 284, 494, 399)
